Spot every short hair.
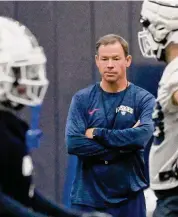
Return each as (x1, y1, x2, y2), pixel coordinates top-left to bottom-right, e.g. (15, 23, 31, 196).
(96, 34, 129, 57)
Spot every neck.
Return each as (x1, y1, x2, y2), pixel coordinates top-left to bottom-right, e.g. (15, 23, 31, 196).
(100, 79, 129, 93)
(165, 43, 178, 63)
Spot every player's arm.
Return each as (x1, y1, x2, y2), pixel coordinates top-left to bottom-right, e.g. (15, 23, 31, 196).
(66, 94, 115, 158)
(30, 190, 80, 217)
(31, 191, 112, 217)
(86, 94, 155, 151)
(0, 191, 47, 217)
(160, 69, 178, 112)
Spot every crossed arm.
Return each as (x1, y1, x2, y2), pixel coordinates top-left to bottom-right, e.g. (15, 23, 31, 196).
(66, 94, 155, 157)
(85, 120, 140, 139)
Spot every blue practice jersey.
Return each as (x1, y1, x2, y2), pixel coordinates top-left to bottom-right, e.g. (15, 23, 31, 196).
(65, 82, 155, 208)
(0, 110, 81, 217)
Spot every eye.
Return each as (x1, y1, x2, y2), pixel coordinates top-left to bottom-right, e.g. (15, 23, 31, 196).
(113, 57, 120, 61)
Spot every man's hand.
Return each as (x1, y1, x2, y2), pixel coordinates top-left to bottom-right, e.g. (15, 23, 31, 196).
(85, 128, 95, 139)
(132, 120, 140, 128)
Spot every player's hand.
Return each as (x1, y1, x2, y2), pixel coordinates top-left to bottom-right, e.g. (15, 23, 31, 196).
(132, 120, 140, 128)
(85, 128, 95, 139)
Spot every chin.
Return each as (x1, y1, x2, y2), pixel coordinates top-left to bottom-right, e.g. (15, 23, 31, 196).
(105, 78, 118, 83)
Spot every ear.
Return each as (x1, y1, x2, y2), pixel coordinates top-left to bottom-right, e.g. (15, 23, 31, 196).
(95, 55, 99, 68)
(125, 55, 132, 68)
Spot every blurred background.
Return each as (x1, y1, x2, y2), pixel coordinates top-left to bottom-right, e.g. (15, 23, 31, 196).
(0, 1, 164, 205)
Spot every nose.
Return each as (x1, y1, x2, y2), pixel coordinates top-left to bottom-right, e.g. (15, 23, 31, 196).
(107, 59, 114, 68)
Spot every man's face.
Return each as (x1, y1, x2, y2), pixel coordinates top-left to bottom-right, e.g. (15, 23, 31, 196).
(95, 42, 132, 83)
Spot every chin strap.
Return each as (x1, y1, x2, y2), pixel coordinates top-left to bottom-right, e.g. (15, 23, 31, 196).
(26, 104, 43, 151)
(2, 100, 24, 111)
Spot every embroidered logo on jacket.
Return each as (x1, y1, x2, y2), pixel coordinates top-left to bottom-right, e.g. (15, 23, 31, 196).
(88, 108, 100, 115)
(116, 105, 133, 115)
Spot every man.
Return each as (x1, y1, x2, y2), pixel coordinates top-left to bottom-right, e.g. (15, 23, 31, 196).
(0, 16, 110, 217)
(138, 0, 178, 216)
(65, 34, 155, 217)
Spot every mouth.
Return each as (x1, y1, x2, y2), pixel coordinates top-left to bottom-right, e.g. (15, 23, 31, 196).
(16, 85, 27, 94)
(105, 72, 116, 76)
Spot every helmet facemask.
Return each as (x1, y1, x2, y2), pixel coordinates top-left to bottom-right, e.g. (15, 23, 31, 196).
(5, 49, 49, 107)
(138, 27, 159, 58)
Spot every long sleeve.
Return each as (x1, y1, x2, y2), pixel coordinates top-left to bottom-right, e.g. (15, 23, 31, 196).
(94, 94, 155, 150)
(0, 191, 46, 217)
(31, 190, 80, 217)
(65, 94, 113, 157)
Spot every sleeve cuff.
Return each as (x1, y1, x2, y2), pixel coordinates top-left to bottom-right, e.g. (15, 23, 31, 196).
(93, 128, 102, 140)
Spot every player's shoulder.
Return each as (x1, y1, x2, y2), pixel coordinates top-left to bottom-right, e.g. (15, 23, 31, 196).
(0, 110, 28, 134)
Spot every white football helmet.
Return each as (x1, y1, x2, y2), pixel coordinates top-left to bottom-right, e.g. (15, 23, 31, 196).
(138, 0, 178, 60)
(0, 16, 49, 108)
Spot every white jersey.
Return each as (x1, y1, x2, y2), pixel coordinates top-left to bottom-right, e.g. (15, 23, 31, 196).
(150, 57, 178, 190)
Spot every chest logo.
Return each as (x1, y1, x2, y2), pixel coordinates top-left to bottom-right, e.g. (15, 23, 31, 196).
(116, 105, 133, 115)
